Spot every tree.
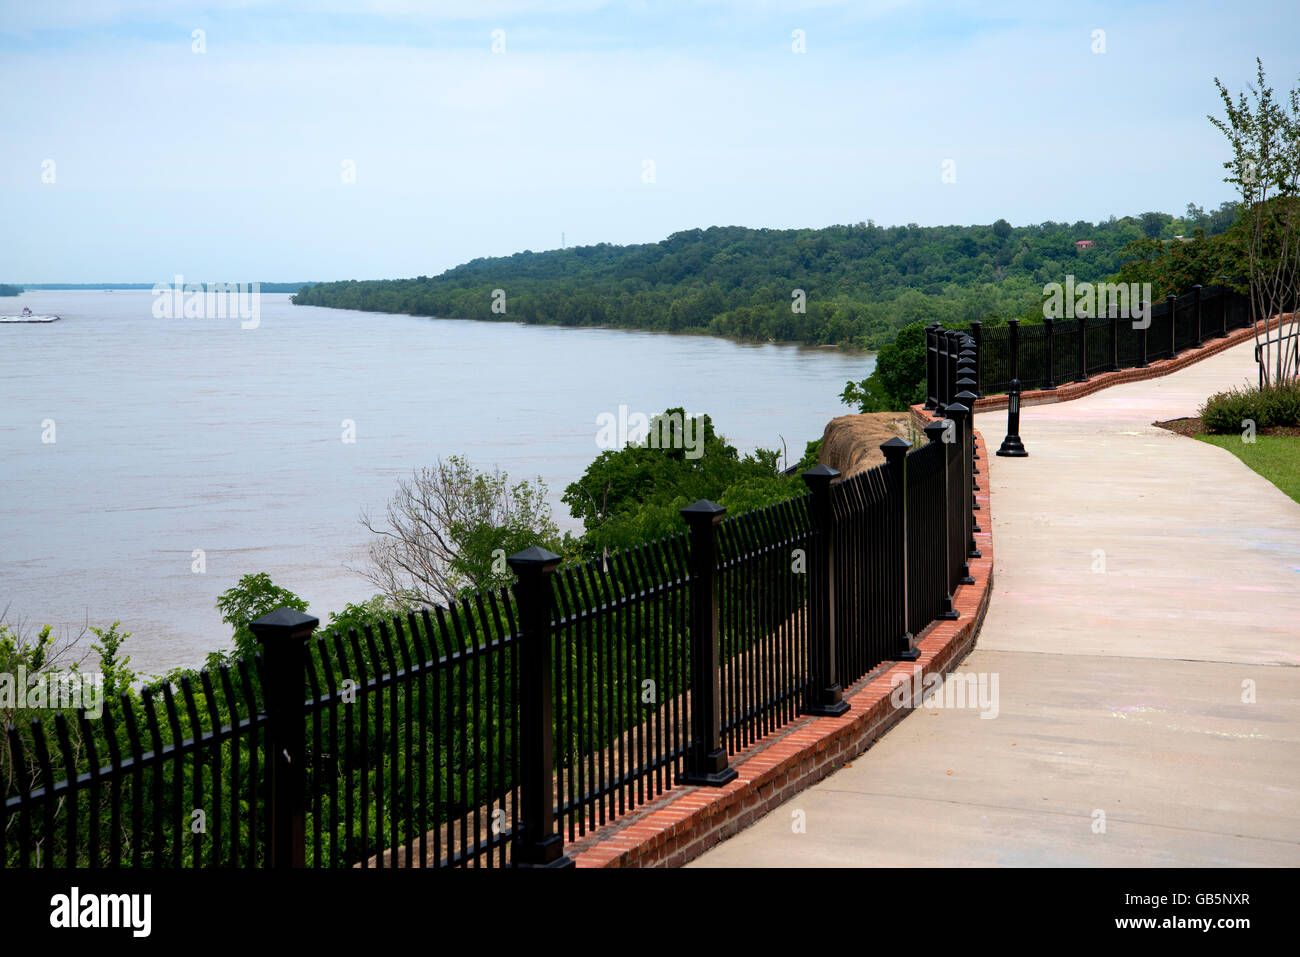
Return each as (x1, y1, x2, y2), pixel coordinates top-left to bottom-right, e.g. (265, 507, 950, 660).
(1209, 58, 1300, 386)
(562, 409, 798, 556)
(89, 623, 136, 700)
(841, 319, 931, 411)
(1139, 211, 1173, 238)
(215, 573, 309, 660)
(359, 455, 561, 607)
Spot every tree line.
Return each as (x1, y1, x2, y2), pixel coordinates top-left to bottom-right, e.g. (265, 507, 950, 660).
(292, 206, 1235, 351)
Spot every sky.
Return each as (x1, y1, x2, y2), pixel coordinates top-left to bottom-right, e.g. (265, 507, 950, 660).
(2, 0, 1298, 282)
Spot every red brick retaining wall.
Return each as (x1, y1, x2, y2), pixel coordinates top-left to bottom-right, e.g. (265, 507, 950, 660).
(567, 429, 995, 868)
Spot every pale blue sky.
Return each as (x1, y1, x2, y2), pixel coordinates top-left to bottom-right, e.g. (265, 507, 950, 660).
(2, 0, 1297, 282)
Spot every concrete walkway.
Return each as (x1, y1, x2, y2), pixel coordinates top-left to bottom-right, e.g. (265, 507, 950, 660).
(692, 337, 1300, 866)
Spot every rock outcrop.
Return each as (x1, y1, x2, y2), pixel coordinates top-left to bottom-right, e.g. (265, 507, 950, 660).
(818, 412, 915, 477)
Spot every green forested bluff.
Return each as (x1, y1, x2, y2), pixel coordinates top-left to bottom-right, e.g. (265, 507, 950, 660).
(291, 204, 1235, 349)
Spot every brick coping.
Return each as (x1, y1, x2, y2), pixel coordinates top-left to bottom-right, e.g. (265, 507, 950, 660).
(961, 315, 1287, 414)
(566, 429, 995, 868)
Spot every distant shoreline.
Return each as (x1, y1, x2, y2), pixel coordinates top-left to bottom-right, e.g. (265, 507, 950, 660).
(294, 299, 878, 357)
(15, 286, 877, 356)
(12, 282, 313, 292)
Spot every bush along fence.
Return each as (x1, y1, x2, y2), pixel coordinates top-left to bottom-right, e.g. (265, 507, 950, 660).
(2, 417, 984, 870)
(925, 283, 1254, 404)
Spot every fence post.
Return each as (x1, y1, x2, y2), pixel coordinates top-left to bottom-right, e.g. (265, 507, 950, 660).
(1109, 305, 1119, 371)
(948, 399, 974, 590)
(937, 330, 949, 413)
(955, 344, 979, 500)
(936, 331, 952, 415)
(933, 328, 948, 415)
(1167, 294, 1177, 358)
(801, 467, 851, 717)
(922, 420, 948, 615)
(955, 391, 982, 568)
(970, 320, 984, 397)
(948, 331, 961, 408)
(924, 324, 940, 410)
(956, 338, 979, 422)
(251, 607, 318, 869)
(679, 501, 739, 785)
(1008, 318, 1021, 386)
(1219, 284, 1230, 338)
(957, 334, 977, 388)
(1138, 303, 1149, 368)
(880, 438, 917, 661)
(1192, 284, 1203, 347)
(959, 357, 982, 528)
(1077, 316, 1089, 382)
(506, 545, 573, 867)
(1043, 318, 1056, 390)
(931, 410, 962, 622)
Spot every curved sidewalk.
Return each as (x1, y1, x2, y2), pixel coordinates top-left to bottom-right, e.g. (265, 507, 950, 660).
(692, 337, 1300, 866)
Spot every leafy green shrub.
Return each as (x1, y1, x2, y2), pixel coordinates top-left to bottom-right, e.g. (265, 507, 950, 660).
(1200, 381, 1300, 433)
(1261, 381, 1300, 425)
(1200, 387, 1256, 433)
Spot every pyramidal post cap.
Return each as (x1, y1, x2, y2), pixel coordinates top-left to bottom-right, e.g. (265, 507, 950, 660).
(801, 464, 841, 480)
(879, 436, 911, 462)
(506, 545, 563, 570)
(923, 420, 949, 439)
(250, 607, 320, 636)
(680, 499, 727, 522)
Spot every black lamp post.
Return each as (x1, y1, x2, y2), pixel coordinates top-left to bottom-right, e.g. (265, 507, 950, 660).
(996, 379, 1028, 457)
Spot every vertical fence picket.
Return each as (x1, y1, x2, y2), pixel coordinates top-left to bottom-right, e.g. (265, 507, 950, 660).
(52, 714, 78, 867)
(179, 677, 204, 868)
(76, 710, 102, 869)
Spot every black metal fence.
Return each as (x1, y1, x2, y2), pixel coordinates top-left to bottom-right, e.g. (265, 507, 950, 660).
(3, 419, 983, 870)
(927, 284, 1255, 403)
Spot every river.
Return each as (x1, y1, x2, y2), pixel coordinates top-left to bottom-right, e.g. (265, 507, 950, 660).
(0, 290, 873, 675)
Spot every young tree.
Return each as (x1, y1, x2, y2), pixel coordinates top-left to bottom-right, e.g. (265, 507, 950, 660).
(215, 573, 309, 660)
(1210, 59, 1300, 386)
(359, 455, 560, 607)
(561, 409, 798, 556)
(841, 319, 930, 412)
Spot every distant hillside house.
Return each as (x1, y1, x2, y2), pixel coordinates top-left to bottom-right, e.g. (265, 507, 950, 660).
(1075, 240, 1095, 249)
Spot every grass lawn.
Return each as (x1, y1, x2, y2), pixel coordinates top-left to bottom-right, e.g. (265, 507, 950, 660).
(1196, 433, 1300, 504)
